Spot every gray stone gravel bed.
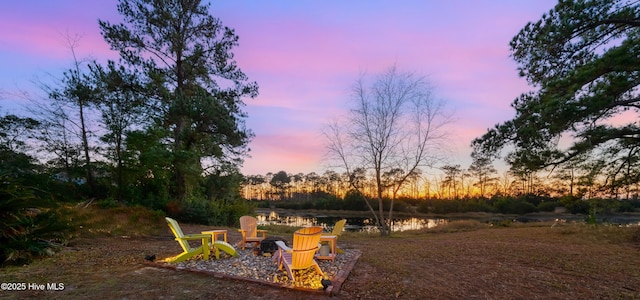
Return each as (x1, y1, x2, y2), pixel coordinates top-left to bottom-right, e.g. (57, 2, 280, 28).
(169, 248, 358, 289)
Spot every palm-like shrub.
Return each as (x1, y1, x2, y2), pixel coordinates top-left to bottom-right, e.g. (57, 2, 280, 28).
(0, 169, 70, 265)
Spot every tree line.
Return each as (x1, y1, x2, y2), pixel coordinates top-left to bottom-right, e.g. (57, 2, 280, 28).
(243, 167, 640, 217)
(243, 163, 640, 205)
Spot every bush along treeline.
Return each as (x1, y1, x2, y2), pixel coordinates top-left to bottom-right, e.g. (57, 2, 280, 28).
(417, 195, 640, 215)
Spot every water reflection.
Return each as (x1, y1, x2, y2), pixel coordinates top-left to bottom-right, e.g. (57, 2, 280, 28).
(256, 211, 640, 230)
(256, 211, 448, 232)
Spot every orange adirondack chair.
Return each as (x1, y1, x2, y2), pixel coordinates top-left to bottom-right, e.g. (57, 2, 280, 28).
(275, 226, 324, 281)
(162, 217, 211, 263)
(238, 215, 267, 250)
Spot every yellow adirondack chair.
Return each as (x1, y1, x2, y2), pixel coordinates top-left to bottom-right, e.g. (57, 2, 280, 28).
(275, 226, 324, 281)
(162, 217, 211, 263)
(323, 219, 346, 254)
(238, 215, 267, 250)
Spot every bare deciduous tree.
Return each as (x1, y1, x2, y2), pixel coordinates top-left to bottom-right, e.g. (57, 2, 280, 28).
(325, 65, 452, 236)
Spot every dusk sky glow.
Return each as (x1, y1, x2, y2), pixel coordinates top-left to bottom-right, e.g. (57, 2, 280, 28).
(0, 1, 558, 176)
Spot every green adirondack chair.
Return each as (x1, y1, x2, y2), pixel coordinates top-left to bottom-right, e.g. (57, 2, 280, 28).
(162, 217, 211, 263)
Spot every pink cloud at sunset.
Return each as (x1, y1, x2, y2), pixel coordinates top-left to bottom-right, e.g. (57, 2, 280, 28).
(0, 0, 558, 176)
(0, 2, 118, 60)
(247, 132, 327, 175)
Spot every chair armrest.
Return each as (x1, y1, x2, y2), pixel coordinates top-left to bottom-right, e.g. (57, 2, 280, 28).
(257, 229, 267, 237)
(275, 240, 292, 252)
(176, 234, 211, 244)
(179, 233, 211, 240)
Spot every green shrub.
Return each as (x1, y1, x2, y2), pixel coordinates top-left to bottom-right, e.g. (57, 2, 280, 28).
(343, 190, 369, 211)
(491, 219, 513, 227)
(493, 196, 538, 214)
(561, 195, 590, 214)
(172, 196, 253, 227)
(0, 174, 71, 265)
(460, 199, 494, 213)
(617, 200, 637, 212)
(537, 200, 560, 212)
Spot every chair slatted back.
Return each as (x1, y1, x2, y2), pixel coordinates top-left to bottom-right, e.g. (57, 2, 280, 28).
(239, 216, 259, 238)
(166, 217, 192, 252)
(291, 226, 323, 269)
(331, 219, 347, 236)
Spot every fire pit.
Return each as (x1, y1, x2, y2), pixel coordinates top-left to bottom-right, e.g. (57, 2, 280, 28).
(260, 236, 289, 254)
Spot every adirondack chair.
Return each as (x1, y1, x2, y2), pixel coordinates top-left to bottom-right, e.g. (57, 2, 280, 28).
(322, 219, 346, 254)
(275, 226, 324, 282)
(162, 217, 211, 263)
(238, 215, 267, 250)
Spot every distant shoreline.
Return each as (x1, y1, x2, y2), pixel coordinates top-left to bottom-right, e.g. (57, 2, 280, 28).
(256, 208, 640, 225)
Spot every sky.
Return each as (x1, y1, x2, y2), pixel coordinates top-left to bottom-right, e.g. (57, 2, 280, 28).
(0, 0, 558, 176)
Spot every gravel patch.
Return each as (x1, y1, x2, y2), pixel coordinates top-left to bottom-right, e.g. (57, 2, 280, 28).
(162, 248, 359, 291)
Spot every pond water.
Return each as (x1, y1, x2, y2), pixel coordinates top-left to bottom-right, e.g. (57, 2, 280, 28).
(255, 209, 640, 232)
(255, 209, 448, 232)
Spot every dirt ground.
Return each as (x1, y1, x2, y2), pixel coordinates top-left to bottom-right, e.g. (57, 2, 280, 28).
(1, 222, 640, 299)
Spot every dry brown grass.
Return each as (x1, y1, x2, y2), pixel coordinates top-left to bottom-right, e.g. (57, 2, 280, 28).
(1, 207, 639, 299)
(62, 205, 166, 237)
(345, 224, 640, 299)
